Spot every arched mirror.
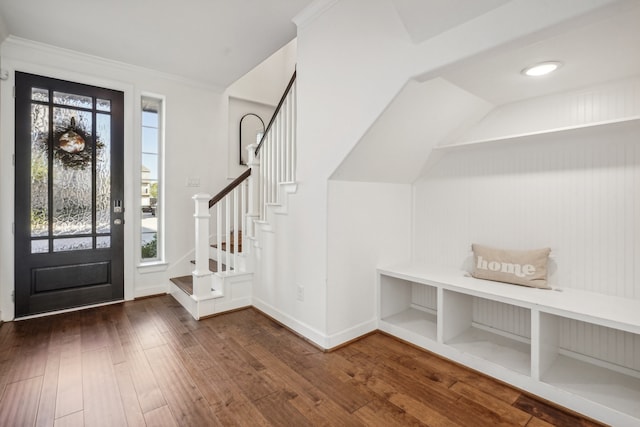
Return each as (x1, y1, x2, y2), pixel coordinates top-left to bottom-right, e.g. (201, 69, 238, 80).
(239, 113, 265, 165)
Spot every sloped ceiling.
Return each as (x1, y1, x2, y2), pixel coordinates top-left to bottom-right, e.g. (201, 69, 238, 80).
(441, 1, 640, 105)
(390, 0, 511, 43)
(330, 78, 492, 183)
(0, 0, 313, 89)
(332, 0, 640, 184)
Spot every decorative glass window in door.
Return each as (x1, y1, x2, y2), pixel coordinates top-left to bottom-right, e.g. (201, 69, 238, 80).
(29, 88, 113, 253)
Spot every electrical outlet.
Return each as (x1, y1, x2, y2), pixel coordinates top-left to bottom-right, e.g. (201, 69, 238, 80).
(296, 285, 304, 302)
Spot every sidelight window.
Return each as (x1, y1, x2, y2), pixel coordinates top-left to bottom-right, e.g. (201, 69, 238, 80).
(140, 96, 164, 262)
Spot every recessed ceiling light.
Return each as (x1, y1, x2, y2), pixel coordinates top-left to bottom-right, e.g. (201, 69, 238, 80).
(522, 61, 562, 77)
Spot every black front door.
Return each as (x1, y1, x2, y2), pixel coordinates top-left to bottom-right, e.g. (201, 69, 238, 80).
(14, 72, 125, 317)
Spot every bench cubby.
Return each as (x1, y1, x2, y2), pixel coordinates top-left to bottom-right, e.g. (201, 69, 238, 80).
(441, 290, 531, 376)
(378, 264, 640, 426)
(379, 274, 437, 344)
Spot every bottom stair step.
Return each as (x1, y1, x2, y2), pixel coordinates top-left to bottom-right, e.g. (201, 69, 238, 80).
(170, 275, 193, 295)
(189, 258, 232, 272)
(171, 259, 231, 296)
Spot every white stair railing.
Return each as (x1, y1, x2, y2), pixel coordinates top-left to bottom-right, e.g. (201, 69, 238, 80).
(203, 169, 251, 275)
(192, 71, 296, 291)
(215, 178, 248, 272)
(257, 72, 297, 221)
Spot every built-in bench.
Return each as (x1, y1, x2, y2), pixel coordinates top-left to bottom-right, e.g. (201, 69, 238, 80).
(378, 263, 640, 427)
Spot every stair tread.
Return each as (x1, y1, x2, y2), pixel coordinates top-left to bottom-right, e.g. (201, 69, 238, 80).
(173, 259, 232, 296)
(188, 258, 232, 272)
(211, 231, 243, 254)
(170, 275, 193, 295)
(211, 242, 243, 253)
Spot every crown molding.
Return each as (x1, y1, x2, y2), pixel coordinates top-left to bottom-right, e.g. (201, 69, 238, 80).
(1, 36, 225, 93)
(293, 0, 340, 29)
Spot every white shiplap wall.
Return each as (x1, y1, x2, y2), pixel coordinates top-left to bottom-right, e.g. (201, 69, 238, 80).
(454, 76, 640, 144)
(414, 76, 640, 370)
(411, 282, 437, 311)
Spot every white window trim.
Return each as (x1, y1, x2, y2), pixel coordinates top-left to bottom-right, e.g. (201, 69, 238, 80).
(138, 93, 166, 267)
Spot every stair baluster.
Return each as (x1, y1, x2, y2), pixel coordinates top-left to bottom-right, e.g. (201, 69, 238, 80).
(189, 71, 295, 301)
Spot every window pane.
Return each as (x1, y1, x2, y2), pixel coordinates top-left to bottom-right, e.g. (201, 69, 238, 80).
(52, 108, 93, 236)
(142, 127, 158, 154)
(141, 96, 162, 262)
(31, 104, 49, 237)
(54, 237, 92, 252)
(97, 236, 111, 249)
(31, 240, 48, 254)
(141, 232, 157, 259)
(142, 110, 158, 127)
(53, 91, 92, 109)
(96, 113, 111, 233)
(96, 98, 111, 112)
(142, 153, 158, 181)
(32, 88, 49, 102)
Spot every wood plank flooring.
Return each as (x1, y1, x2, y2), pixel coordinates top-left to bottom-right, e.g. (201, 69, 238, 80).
(0, 295, 606, 426)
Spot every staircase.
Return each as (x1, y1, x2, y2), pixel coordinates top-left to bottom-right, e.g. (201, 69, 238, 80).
(169, 71, 297, 319)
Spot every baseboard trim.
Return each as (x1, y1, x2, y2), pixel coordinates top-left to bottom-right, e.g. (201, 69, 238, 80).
(250, 298, 378, 351)
(325, 319, 378, 351)
(251, 298, 329, 349)
(134, 285, 169, 299)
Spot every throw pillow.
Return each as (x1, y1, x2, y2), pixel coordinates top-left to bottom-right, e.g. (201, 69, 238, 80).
(471, 244, 551, 289)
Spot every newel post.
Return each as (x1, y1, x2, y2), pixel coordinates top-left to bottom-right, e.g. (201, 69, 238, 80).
(192, 193, 212, 299)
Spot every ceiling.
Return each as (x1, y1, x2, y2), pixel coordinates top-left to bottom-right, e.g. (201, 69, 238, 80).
(1, 0, 638, 104)
(0, 0, 313, 89)
(390, 0, 511, 43)
(440, 1, 640, 105)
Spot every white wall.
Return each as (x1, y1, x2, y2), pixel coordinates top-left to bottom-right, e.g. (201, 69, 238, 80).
(226, 39, 297, 107)
(0, 37, 230, 319)
(415, 122, 640, 297)
(416, 75, 640, 297)
(223, 40, 295, 178)
(452, 75, 640, 145)
(0, 15, 5, 319)
(414, 117, 640, 369)
(227, 98, 274, 179)
(326, 181, 411, 342)
(331, 78, 492, 183)
(254, 0, 625, 347)
(266, 0, 413, 345)
(0, 12, 7, 43)
(413, 75, 640, 369)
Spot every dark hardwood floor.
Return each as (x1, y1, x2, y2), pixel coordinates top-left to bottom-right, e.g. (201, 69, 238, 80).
(0, 295, 605, 426)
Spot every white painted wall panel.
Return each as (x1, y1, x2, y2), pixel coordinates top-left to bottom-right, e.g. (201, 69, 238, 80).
(327, 181, 411, 337)
(453, 76, 640, 145)
(473, 298, 531, 339)
(416, 105, 640, 370)
(559, 319, 640, 372)
(416, 124, 640, 300)
(411, 282, 437, 311)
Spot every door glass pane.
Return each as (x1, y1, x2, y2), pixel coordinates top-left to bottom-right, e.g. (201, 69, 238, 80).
(53, 91, 92, 109)
(52, 108, 93, 236)
(96, 99, 111, 112)
(96, 113, 111, 233)
(31, 240, 48, 254)
(31, 104, 49, 239)
(32, 88, 49, 102)
(54, 237, 92, 252)
(96, 236, 111, 249)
